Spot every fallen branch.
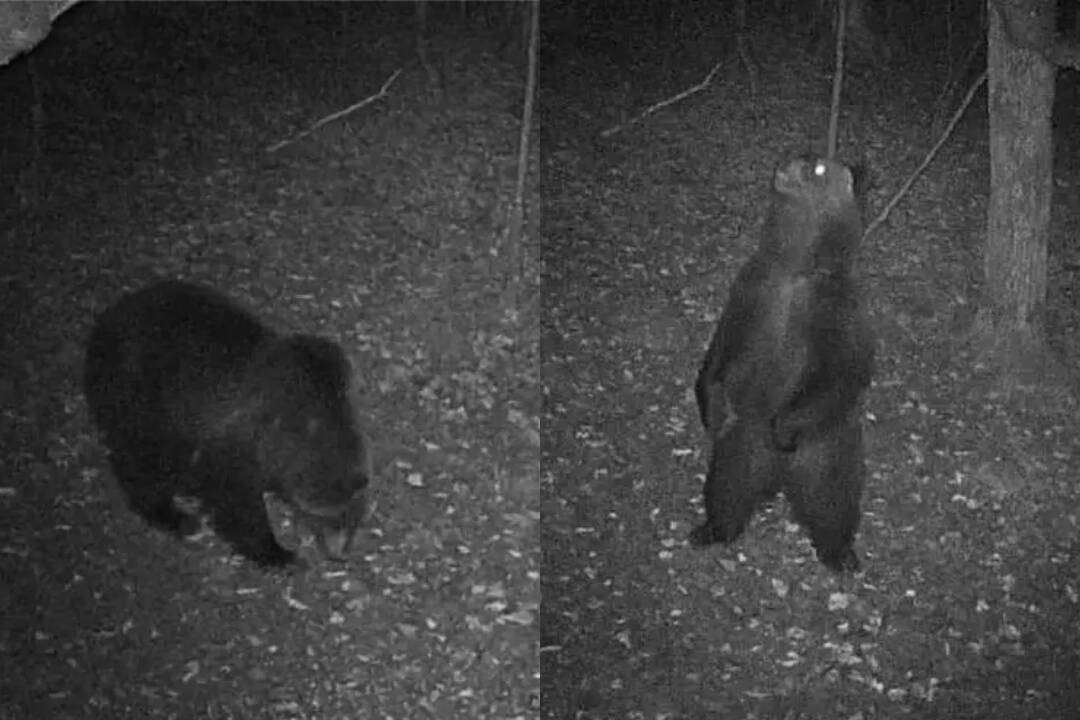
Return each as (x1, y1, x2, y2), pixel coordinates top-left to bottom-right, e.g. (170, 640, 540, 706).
(600, 61, 721, 138)
(267, 68, 403, 153)
(863, 70, 987, 240)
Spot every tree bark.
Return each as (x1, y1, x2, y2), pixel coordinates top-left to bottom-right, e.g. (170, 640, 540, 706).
(977, 0, 1067, 399)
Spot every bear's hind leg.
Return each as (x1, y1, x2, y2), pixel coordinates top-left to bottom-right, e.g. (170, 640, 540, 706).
(785, 424, 864, 572)
(690, 420, 775, 547)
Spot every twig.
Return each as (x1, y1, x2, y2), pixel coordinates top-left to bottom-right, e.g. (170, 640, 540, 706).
(863, 70, 987, 240)
(266, 69, 402, 153)
(600, 62, 722, 138)
(933, 37, 984, 130)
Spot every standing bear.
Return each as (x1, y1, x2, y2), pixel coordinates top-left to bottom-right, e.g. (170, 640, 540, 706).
(691, 156, 874, 572)
(84, 280, 369, 568)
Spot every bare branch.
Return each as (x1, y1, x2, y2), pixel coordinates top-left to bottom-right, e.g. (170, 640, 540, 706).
(864, 70, 987, 240)
(267, 69, 403, 153)
(600, 62, 722, 139)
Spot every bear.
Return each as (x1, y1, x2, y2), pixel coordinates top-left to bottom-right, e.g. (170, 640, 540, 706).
(83, 280, 369, 569)
(690, 155, 874, 572)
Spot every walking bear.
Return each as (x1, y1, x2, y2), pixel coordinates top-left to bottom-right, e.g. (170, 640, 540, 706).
(691, 156, 874, 572)
(84, 280, 369, 569)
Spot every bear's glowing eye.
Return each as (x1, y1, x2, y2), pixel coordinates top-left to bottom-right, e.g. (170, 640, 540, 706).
(814, 161, 827, 178)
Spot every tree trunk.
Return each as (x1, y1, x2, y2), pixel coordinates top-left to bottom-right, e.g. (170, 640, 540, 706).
(977, 0, 1066, 400)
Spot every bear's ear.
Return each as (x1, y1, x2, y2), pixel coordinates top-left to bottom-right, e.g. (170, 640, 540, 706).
(850, 162, 872, 200)
(844, 160, 876, 218)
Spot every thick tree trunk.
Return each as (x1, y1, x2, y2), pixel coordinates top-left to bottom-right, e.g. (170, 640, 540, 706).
(976, 0, 1068, 401)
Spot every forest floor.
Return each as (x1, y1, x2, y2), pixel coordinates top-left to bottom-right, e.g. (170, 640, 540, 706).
(0, 5, 538, 719)
(541, 15, 1080, 720)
